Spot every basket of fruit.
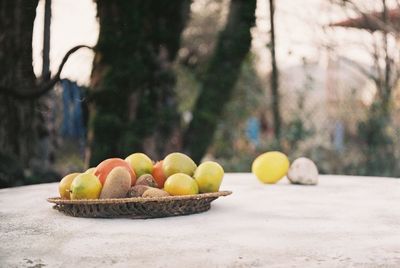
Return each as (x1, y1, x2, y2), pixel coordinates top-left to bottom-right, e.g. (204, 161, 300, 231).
(47, 152, 231, 219)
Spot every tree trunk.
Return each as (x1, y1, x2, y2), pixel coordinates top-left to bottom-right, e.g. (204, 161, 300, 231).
(42, 0, 51, 79)
(88, 1, 191, 165)
(0, 0, 42, 184)
(268, 0, 281, 141)
(183, 0, 257, 162)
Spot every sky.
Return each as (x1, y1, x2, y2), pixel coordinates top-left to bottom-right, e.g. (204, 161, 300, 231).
(32, 0, 396, 86)
(33, 0, 98, 85)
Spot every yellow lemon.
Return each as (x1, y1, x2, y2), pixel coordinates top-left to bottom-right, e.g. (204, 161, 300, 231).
(70, 173, 102, 200)
(252, 151, 290, 184)
(164, 173, 199, 196)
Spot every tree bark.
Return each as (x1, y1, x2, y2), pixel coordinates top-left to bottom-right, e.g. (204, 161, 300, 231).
(269, 0, 281, 141)
(42, 0, 51, 80)
(183, 0, 257, 162)
(0, 1, 88, 186)
(0, 0, 40, 169)
(88, 0, 191, 165)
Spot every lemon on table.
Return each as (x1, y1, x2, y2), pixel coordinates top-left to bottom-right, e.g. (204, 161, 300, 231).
(252, 151, 290, 184)
(164, 173, 199, 196)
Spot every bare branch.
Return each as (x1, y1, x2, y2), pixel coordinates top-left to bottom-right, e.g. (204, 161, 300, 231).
(339, 56, 379, 83)
(330, 0, 399, 38)
(0, 45, 94, 100)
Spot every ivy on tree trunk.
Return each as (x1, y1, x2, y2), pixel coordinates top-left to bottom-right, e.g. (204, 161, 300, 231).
(88, 0, 191, 165)
(183, 0, 257, 162)
(0, 1, 92, 186)
(0, 0, 41, 182)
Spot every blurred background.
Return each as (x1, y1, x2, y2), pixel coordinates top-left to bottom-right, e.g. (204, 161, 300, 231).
(1, 0, 399, 187)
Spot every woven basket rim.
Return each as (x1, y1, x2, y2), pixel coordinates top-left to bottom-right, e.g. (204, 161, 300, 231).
(47, 190, 232, 205)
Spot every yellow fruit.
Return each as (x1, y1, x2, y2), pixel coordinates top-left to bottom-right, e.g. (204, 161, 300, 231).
(164, 173, 199, 196)
(125, 153, 153, 177)
(70, 173, 102, 200)
(162, 152, 197, 178)
(84, 167, 96, 174)
(194, 161, 224, 193)
(252, 151, 290, 184)
(58, 173, 80, 199)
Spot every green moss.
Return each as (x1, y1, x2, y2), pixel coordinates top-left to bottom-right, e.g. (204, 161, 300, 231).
(89, 0, 190, 162)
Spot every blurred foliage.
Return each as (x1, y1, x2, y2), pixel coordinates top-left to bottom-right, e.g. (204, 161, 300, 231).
(117, 0, 400, 176)
(357, 103, 398, 176)
(211, 56, 264, 162)
(281, 71, 315, 153)
(4, 0, 400, 189)
(179, 0, 229, 75)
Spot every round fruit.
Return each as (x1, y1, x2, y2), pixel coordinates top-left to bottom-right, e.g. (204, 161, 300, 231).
(152, 161, 167, 188)
(125, 153, 153, 177)
(58, 173, 80, 199)
(194, 161, 224, 193)
(252, 151, 290, 184)
(162, 153, 197, 178)
(164, 173, 199, 196)
(94, 158, 136, 186)
(70, 173, 102, 200)
(84, 167, 96, 174)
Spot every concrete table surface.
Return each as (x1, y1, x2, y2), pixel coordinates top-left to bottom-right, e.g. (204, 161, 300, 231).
(0, 174, 399, 268)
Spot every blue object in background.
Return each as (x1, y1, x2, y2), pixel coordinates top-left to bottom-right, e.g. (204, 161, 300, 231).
(60, 79, 86, 142)
(333, 121, 344, 152)
(246, 116, 260, 146)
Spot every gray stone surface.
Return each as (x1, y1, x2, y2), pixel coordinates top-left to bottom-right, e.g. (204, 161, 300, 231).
(0, 174, 399, 268)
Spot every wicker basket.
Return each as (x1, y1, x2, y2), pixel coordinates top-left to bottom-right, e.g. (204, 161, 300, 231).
(47, 191, 232, 219)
